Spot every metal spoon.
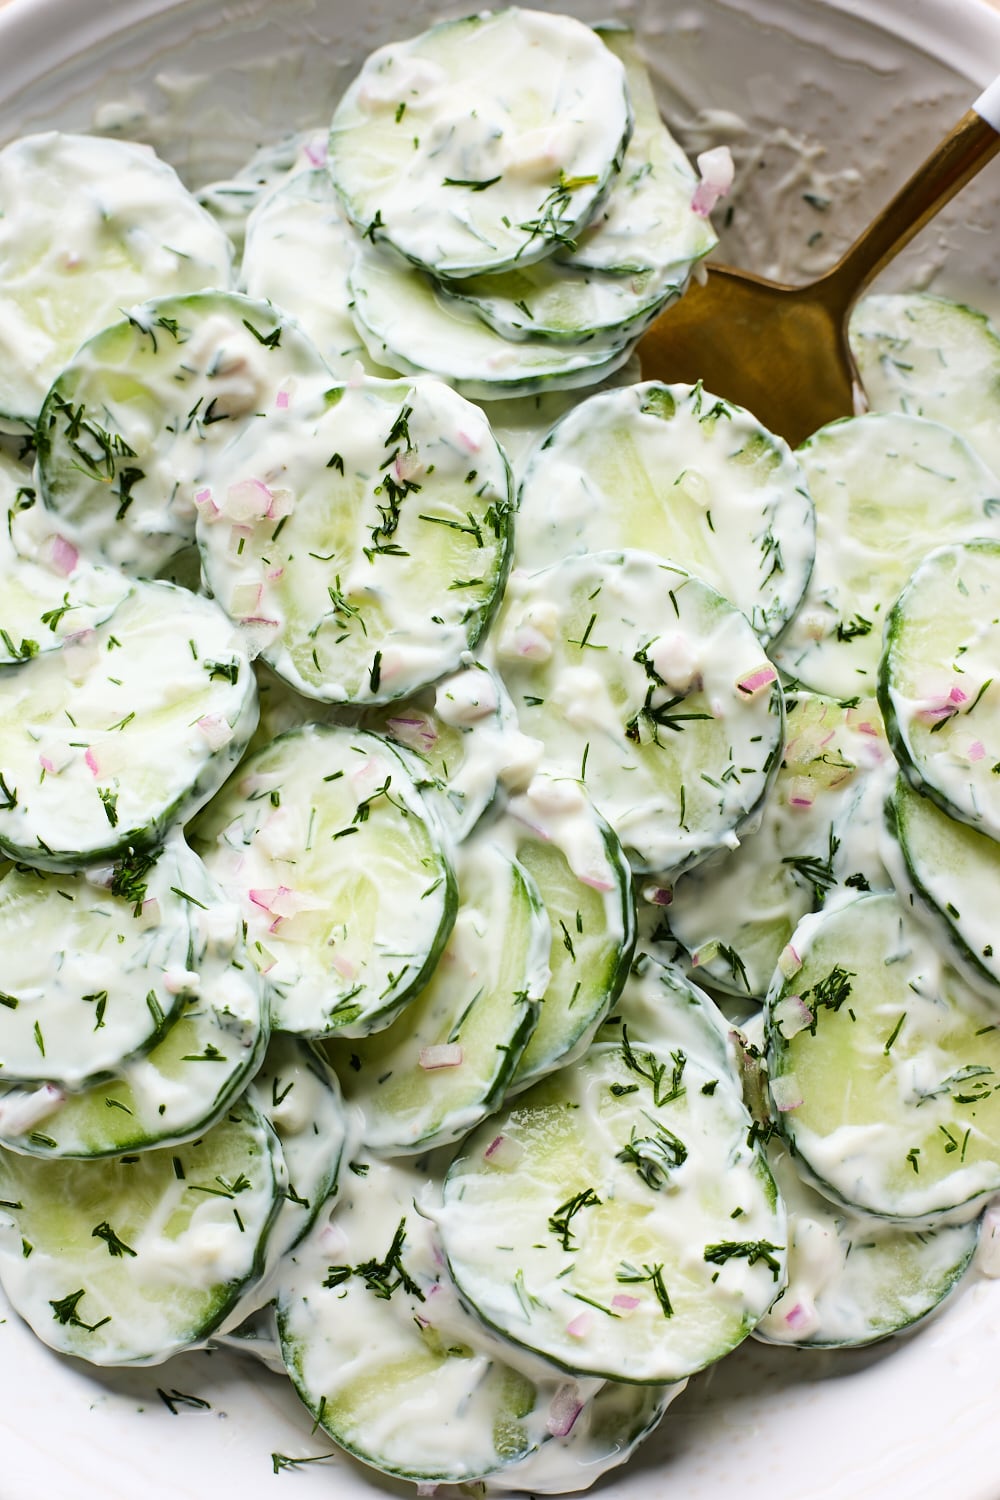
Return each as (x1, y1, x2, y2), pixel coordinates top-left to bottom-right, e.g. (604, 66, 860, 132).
(636, 75, 1000, 448)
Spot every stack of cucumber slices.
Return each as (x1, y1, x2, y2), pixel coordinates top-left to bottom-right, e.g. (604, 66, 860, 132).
(2, 2, 1000, 1490)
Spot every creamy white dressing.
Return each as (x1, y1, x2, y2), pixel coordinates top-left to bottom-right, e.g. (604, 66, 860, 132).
(0, 131, 232, 428)
(0, 578, 257, 866)
(194, 373, 512, 703)
(514, 380, 814, 644)
(328, 9, 632, 278)
(492, 549, 783, 874)
(0, 2, 997, 1492)
(191, 723, 454, 1038)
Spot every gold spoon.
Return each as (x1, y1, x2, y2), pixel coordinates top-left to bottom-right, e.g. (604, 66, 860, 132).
(637, 75, 1000, 448)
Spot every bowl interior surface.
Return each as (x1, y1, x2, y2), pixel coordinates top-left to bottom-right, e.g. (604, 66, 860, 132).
(0, 2, 999, 1498)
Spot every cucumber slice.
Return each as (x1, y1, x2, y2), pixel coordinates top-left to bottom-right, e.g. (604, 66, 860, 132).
(211, 1300, 285, 1372)
(324, 827, 548, 1153)
(252, 658, 538, 845)
(0, 843, 269, 1158)
(605, 957, 747, 1102)
(0, 843, 200, 1089)
(0, 578, 258, 870)
(0, 458, 130, 664)
(349, 246, 636, 401)
(662, 692, 890, 1000)
(275, 1157, 557, 1483)
(198, 128, 330, 254)
(850, 292, 1000, 480)
(0, 131, 233, 428)
(0, 1096, 282, 1365)
(476, 351, 642, 480)
(362, 661, 540, 843)
(247, 1034, 348, 1257)
(493, 549, 784, 875)
(879, 539, 1000, 841)
(439, 1036, 785, 1383)
(504, 774, 637, 1089)
(562, 29, 716, 277)
(437, 25, 716, 349)
(35, 291, 332, 577)
(190, 723, 456, 1038)
(195, 373, 513, 703)
(513, 382, 815, 645)
(754, 1138, 979, 1348)
(498, 1378, 685, 1495)
(440, 257, 680, 349)
(772, 413, 1000, 697)
(328, 10, 632, 279)
(886, 771, 1000, 992)
(766, 892, 1000, 1221)
(241, 169, 398, 378)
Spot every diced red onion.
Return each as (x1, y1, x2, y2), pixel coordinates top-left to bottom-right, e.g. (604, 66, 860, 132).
(772, 993, 813, 1041)
(546, 1383, 584, 1438)
(43, 533, 79, 576)
(691, 145, 734, 216)
(786, 775, 816, 809)
(769, 1073, 803, 1112)
(735, 662, 778, 698)
(386, 714, 439, 754)
(196, 713, 234, 751)
(566, 1312, 591, 1339)
(419, 1043, 464, 1071)
(784, 1302, 812, 1330)
(84, 747, 100, 777)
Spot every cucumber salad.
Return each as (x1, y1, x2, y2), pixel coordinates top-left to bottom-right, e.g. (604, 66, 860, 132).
(1, 5, 1000, 1493)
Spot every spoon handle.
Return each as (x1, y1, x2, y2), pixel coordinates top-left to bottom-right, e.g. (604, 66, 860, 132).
(821, 72, 1000, 314)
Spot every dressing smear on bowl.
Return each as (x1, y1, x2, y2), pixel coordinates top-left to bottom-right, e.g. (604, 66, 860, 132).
(0, 3, 1000, 1497)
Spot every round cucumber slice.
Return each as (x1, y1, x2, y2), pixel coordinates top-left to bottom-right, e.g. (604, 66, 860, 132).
(198, 127, 330, 254)
(349, 245, 636, 401)
(0, 845, 200, 1090)
(275, 1157, 557, 1483)
(499, 1377, 686, 1494)
(441, 258, 683, 348)
(773, 412, 1000, 697)
(887, 770, 1000, 991)
(0, 454, 130, 664)
(0, 131, 233, 428)
(195, 372, 513, 703)
(663, 692, 890, 1000)
(241, 169, 397, 378)
(0, 1096, 282, 1366)
(513, 382, 815, 646)
(766, 892, 1000, 1221)
(328, 9, 632, 279)
(754, 1138, 979, 1348)
(190, 723, 456, 1038)
(0, 579, 258, 870)
(35, 291, 332, 577)
(362, 661, 539, 843)
(850, 292, 1000, 481)
(246, 1034, 348, 1259)
(324, 828, 549, 1154)
(439, 1039, 786, 1384)
(0, 842, 270, 1158)
(879, 539, 1000, 841)
(561, 28, 716, 277)
(493, 548, 784, 875)
(504, 773, 637, 1089)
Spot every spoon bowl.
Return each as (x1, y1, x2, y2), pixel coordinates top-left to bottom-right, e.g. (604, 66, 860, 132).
(638, 78, 1000, 448)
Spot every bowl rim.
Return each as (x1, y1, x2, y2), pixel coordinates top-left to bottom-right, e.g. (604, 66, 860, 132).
(0, 0, 999, 95)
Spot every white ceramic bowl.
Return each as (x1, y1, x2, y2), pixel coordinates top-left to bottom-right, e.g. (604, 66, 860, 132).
(1, 3, 1000, 1498)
